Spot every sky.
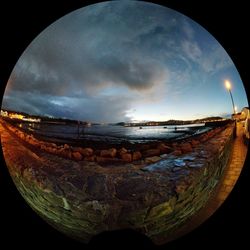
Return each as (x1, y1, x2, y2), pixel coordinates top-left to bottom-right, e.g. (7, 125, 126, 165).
(1, 0, 248, 123)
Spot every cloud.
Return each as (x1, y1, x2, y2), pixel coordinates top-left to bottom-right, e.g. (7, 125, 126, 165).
(199, 45, 233, 73)
(181, 40, 202, 62)
(2, 1, 237, 122)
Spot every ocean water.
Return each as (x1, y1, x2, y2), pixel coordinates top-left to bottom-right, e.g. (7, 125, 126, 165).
(18, 122, 208, 143)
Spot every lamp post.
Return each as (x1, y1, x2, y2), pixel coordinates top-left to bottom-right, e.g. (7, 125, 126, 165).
(225, 80, 237, 137)
(225, 80, 236, 115)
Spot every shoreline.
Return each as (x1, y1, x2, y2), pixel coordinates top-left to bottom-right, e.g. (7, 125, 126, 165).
(3, 118, 212, 150)
(0, 117, 229, 166)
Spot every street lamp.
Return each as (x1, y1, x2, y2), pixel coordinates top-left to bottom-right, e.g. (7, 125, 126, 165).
(234, 106, 238, 113)
(224, 80, 236, 115)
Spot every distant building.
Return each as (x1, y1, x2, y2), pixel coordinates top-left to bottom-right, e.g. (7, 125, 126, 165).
(241, 107, 250, 140)
(22, 117, 41, 123)
(0, 110, 8, 117)
(9, 113, 24, 120)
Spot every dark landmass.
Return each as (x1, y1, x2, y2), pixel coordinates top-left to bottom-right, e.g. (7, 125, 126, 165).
(115, 116, 225, 127)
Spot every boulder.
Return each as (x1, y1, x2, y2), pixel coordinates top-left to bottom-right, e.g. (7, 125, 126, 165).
(46, 147, 56, 154)
(60, 149, 72, 159)
(19, 132, 25, 140)
(79, 148, 93, 157)
(143, 148, 161, 157)
(145, 156, 161, 164)
(157, 143, 172, 154)
(100, 148, 117, 158)
(119, 147, 127, 156)
(72, 151, 83, 161)
(132, 151, 142, 161)
(121, 153, 132, 162)
(64, 144, 70, 149)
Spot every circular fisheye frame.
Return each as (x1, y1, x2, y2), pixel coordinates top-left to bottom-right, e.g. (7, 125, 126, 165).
(0, 0, 248, 245)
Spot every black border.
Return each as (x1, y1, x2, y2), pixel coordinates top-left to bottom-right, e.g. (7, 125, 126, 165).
(0, 1, 249, 249)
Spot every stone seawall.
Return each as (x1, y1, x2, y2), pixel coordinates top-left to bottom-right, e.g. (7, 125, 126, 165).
(1, 119, 235, 244)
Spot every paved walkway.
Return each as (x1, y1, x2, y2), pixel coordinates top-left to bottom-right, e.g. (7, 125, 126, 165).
(169, 121, 248, 241)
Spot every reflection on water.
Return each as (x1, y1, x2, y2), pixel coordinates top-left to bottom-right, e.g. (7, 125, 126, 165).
(17, 122, 208, 142)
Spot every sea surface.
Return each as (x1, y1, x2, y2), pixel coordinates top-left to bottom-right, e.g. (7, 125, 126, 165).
(18, 122, 210, 144)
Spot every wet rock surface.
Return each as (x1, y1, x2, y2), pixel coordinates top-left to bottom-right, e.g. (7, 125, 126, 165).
(0, 119, 234, 244)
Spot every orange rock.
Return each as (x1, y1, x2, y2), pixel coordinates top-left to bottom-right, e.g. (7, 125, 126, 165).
(132, 151, 142, 161)
(46, 147, 56, 154)
(157, 143, 172, 154)
(119, 147, 127, 156)
(121, 153, 132, 162)
(143, 148, 161, 157)
(51, 143, 57, 148)
(100, 148, 117, 158)
(145, 156, 161, 163)
(61, 149, 72, 159)
(72, 151, 82, 161)
(79, 147, 93, 157)
(64, 144, 70, 149)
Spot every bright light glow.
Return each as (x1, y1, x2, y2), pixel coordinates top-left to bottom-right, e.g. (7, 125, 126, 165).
(234, 106, 237, 112)
(225, 80, 231, 90)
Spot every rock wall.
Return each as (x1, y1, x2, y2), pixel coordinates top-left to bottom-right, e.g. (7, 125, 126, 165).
(1, 119, 235, 244)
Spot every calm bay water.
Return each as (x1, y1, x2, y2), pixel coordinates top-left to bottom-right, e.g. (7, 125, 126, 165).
(19, 122, 208, 143)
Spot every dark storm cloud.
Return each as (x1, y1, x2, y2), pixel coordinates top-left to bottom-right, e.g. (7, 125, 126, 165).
(2, 1, 233, 122)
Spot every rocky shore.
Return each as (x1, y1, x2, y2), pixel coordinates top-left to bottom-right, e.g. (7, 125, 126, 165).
(2, 119, 225, 166)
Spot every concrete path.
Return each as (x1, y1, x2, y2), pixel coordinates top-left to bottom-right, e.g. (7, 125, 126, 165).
(169, 121, 248, 241)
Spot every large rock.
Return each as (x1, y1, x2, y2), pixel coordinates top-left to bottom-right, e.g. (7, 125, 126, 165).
(143, 148, 161, 157)
(119, 147, 128, 156)
(100, 148, 117, 158)
(157, 143, 172, 154)
(121, 153, 132, 162)
(79, 148, 93, 157)
(132, 151, 142, 161)
(145, 156, 161, 164)
(46, 147, 57, 154)
(60, 149, 72, 159)
(72, 152, 83, 161)
(64, 144, 70, 149)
